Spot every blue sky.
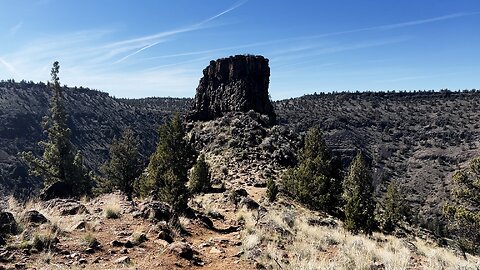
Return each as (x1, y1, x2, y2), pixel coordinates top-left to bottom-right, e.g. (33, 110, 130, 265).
(0, 0, 479, 100)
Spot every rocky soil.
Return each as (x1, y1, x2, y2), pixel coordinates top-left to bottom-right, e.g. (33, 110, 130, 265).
(0, 192, 255, 270)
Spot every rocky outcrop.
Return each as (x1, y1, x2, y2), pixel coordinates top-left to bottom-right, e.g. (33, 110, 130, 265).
(0, 212, 17, 235)
(22, 210, 48, 225)
(187, 55, 276, 123)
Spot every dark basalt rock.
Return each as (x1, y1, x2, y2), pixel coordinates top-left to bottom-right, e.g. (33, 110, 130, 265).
(22, 210, 48, 225)
(0, 212, 17, 235)
(187, 55, 276, 123)
(41, 182, 73, 200)
(138, 201, 171, 222)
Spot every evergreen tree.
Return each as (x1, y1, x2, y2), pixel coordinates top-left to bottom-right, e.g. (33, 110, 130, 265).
(134, 114, 195, 211)
(282, 127, 342, 213)
(99, 128, 142, 200)
(266, 177, 278, 202)
(189, 154, 211, 194)
(380, 181, 409, 232)
(20, 61, 92, 197)
(343, 151, 375, 234)
(444, 156, 480, 254)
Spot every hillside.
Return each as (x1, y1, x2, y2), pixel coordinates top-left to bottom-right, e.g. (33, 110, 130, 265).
(0, 80, 190, 197)
(275, 91, 480, 233)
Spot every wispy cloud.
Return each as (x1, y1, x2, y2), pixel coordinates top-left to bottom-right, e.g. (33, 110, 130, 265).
(0, 57, 16, 74)
(109, 0, 248, 64)
(0, 1, 249, 97)
(10, 21, 23, 35)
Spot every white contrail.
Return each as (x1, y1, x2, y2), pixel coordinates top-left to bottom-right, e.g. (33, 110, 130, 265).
(114, 41, 162, 64)
(111, 0, 248, 63)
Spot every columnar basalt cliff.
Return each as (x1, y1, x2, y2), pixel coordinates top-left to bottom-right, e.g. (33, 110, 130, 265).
(187, 55, 276, 123)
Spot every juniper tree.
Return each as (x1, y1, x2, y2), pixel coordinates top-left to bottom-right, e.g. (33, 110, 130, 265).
(20, 61, 92, 197)
(282, 126, 342, 213)
(380, 181, 409, 232)
(189, 154, 211, 194)
(444, 156, 480, 254)
(266, 177, 278, 202)
(343, 151, 375, 234)
(135, 113, 196, 211)
(99, 127, 142, 200)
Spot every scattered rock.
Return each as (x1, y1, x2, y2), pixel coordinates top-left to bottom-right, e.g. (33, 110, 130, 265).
(114, 256, 130, 264)
(22, 210, 48, 225)
(133, 233, 148, 244)
(72, 221, 87, 230)
(84, 248, 95, 254)
(120, 248, 128, 254)
(370, 262, 385, 270)
(110, 240, 124, 247)
(14, 263, 26, 269)
(124, 240, 134, 248)
(78, 258, 87, 264)
(0, 212, 17, 235)
(207, 210, 225, 220)
(254, 261, 266, 269)
(157, 230, 174, 243)
(167, 242, 194, 260)
(233, 251, 244, 257)
(197, 214, 214, 229)
(307, 217, 338, 228)
(199, 242, 212, 248)
(229, 188, 249, 205)
(240, 197, 259, 210)
(209, 247, 224, 254)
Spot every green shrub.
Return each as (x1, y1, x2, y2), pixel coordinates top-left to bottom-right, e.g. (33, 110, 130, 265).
(282, 127, 342, 213)
(266, 178, 278, 202)
(189, 154, 211, 194)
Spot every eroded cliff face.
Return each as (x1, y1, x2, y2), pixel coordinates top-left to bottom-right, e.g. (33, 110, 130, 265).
(187, 55, 276, 123)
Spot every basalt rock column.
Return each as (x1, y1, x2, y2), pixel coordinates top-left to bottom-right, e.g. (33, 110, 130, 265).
(187, 55, 276, 123)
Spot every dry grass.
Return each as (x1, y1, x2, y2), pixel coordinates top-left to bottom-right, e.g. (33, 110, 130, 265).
(102, 196, 121, 219)
(239, 205, 480, 270)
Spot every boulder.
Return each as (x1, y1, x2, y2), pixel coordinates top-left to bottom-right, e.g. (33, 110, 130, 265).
(41, 182, 73, 200)
(229, 188, 248, 205)
(22, 210, 48, 225)
(114, 256, 130, 264)
(187, 55, 275, 123)
(44, 199, 88, 216)
(240, 197, 260, 210)
(139, 201, 171, 221)
(167, 242, 194, 260)
(0, 212, 17, 235)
